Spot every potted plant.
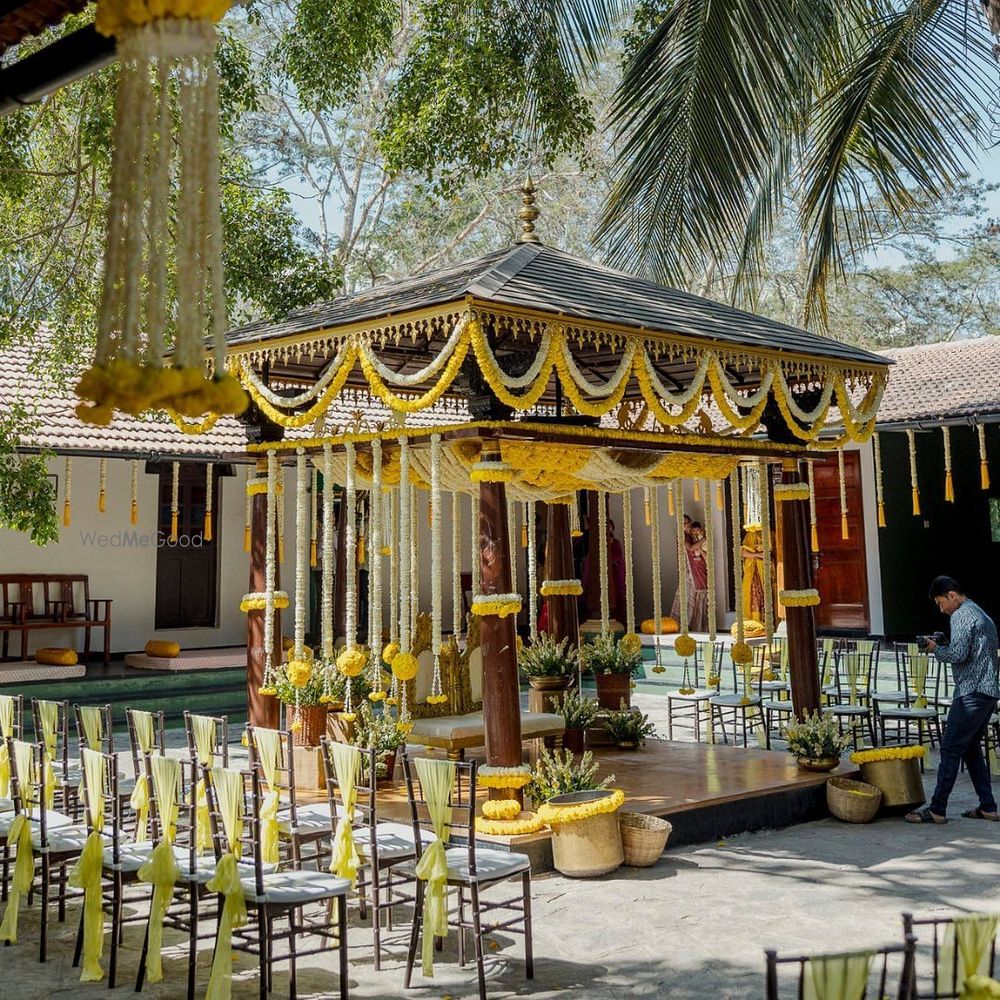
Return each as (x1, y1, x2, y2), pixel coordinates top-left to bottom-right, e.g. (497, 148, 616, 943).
(582, 631, 642, 709)
(519, 633, 578, 692)
(351, 702, 407, 784)
(526, 746, 614, 805)
(554, 688, 600, 754)
(782, 712, 851, 772)
(603, 702, 657, 750)
(274, 657, 331, 746)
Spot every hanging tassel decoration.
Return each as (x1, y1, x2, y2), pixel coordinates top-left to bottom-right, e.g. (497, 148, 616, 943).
(203, 462, 213, 541)
(837, 449, 849, 540)
(807, 460, 820, 551)
(170, 461, 179, 542)
(642, 487, 651, 527)
(98, 458, 107, 513)
(873, 433, 886, 529)
(310, 466, 318, 567)
(667, 484, 675, 517)
(130, 459, 139, 526)
(907, 429, 921, 516)
(570, 492, 583, 537)
(692, 479, 701, 503)
(716, 481, 724, 511)
(243, 466, 253, 552)
(277, 465, 285, 562)
(942, 426, 955, 503)
(979, 423, 991, 490)
(521, 503, 529, 548)
(63, 457, 73, 527)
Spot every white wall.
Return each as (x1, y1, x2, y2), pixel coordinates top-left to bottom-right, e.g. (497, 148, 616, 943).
(849, 440, 885, 636)
(0, 456, 250, 655)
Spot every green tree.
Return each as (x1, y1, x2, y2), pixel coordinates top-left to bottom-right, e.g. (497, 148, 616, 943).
(0, 404, 57, 546)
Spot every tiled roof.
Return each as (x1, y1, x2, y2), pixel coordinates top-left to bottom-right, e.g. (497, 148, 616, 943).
(876, 338, 1000, 427)
(229, 243, 889, 369)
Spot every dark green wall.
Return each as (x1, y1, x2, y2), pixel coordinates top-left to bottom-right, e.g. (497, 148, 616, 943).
(878, 425, 1000, 639)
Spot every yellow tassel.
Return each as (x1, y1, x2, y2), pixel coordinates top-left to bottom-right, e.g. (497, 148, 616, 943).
(840, 513, 849, 540)
(170, 512, 178, 542)
(357, 537, 365, 566)
(244, 526, 251, 552)
(912, 489, 921, 517)
(310, 539, 317, 567)
(279, 538, 284, 563)
(643, 498, 651, 526)
(667, 489, 675, 516)
(98, 490, 106, 514)
(521, 523, 528, 548)
(810, 523, 819, 552)
(982, 462, 991, 491)
(63, 501, 71, 527)
(427, 501, 432, 528)
(716, 483, 724, 511)
(131, 500, 138, 526)
(877, 502, 886, 529)
(204, 513, 212, 542)
(693, 480, 701, 502)
(945, 471, 954, 503)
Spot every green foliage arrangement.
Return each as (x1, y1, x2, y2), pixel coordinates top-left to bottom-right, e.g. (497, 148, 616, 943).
(582, 631, 642, 676)
(554, 688, 600, 730)
(0, 404, 57, 546)
(518, 632, 578, 678)
(352, 702, 406, 775)
(782, 712, 851, 761)
(603, 702, 657, 749)
(527, 746, 613, 804)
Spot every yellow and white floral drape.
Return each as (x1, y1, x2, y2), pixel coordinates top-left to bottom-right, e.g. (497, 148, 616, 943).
(137, 754, 181, 984)
(803, 951, 874, 1000)
(0, 741, 36, 944)
(328, 742, 362, 885)
(68, 748, 108, 981)
(205, 767, 247, 1000)
(413, 757, 454, 978)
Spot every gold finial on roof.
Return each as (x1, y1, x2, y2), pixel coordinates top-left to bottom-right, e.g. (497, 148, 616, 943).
(515, 175, 541, 244)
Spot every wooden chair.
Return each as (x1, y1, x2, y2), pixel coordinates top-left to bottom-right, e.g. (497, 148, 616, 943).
(31, 698, 80, 817)
(763, 645, 832, 745)
(822, 650, 877, 749)
(0, 693, 24, 806)
(399, 751, 533, 1000)
(876, 649, 943, 762)
(903, 911, 1000, 999)
(321, 738, 418, 970)
(73, 702, 115, 754)
(765, 935, 916, 999)
(665, 640, 724, 742)
(709, 655, 767, 748)
(125, 708, 166, 782)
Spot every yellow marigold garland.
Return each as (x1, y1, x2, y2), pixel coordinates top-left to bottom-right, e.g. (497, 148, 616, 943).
(850, 745, 926, 764)
(773, 483, 810, 502)
(539, 579, 583, 597)
(240, 591, 289, 613)
(471, 594, 522, 618)
(536, 788, 625, 828)
(475, 813, 544, 836)
(477, 765, 532, 790)
(482, 798, 522, 820)
(382, 641, 400, 664)
(779, 589, 821, 608)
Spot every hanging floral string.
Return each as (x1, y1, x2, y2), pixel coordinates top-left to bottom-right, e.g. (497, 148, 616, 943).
(410, 483, 419, 632)
(389, 488, 399, 647)
(429, 434, 447, 704)
(277, 465, 285, 562)
(98, 458, 107, 514)
(716, 481, 725, 512)
(392, 437, 415, 726)
(643, 487, 651, 527)
(571, 493, 583, 536)
(692, 479, 701, 503)
(807, 460, 820, 549)
(293, 450, 308, 663)
(170, 461, 180, 542)
(77, 0, 246, 426)
(758, 459, 774, 645)
(335, 442, 362, 717)
(368, 440, 385, 701)
(650, 486, 664, 673)
(942, 426, 955, 502)
(452, 492, 462, 637)
(321, 445, 334, 662)
(674, 482, 688, 634)
(597, 491, 610, 631)
(907, 429, 921, 516)
(471, 492, 482, 598)
(310, 467, 318, 567)
(837, 448, 849, 540)
(667, 483, 675, 517)
(623, 490, 636, 636)
(261, 450, 278, 693)
(521, 502, 529, 548)
(203, 463, 213, 541)
(130, 459, 139, 527)
(527, 501, 538, 642)
(507, 496, 518, 597)
(702, 478, 716, 641)
(872, 435, 886, 529)
(63, 457, 72, 527)
(730, 468, 749, 665)
(978, 423, 991, 490)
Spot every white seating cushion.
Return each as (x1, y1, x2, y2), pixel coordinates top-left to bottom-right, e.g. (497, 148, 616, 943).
(0, 808, 75, 837)
(710, 694, 762, 708)
(357, 821, 420, 863)
(0, 797, 12, 813)
(278, 801, 338, 836)
(409, 711, 564, 743)
(445, 846, 529, 883)
(243, 868, 351, 905)
(43, 824, 103, 853)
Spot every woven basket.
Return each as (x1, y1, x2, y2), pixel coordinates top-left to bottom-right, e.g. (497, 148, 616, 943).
(826, 776, 882, 823)
(619, 812, 672, 867)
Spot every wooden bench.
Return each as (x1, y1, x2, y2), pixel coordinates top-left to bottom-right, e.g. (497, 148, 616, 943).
(405, 614, 565, 760)
(0, 574, 112, 666)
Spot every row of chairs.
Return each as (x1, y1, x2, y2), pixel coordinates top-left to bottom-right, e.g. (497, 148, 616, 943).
(766, 911, 1000, 999)
(0, 695, 533, 1000)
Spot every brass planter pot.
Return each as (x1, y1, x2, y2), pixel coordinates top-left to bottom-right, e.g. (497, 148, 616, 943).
(796, 756, 841, 773)
(859, 758, 925, 809)
(547, 790, 623, 878)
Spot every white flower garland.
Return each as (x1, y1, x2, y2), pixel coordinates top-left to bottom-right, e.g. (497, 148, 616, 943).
(63, 456, 72, 527)
(758, 459, 774, 644)
(702, 478, 716, 640)
(570, 492, 582, 536)
(241, 339, 352, 407)
(294, 449, 308, 661)
(507, 494, 518, 597)
(204, 462, 213, 541)
(837, 447, 849, 540)
(98, 457, 107, 514)
(344, 442, 357, 649)
(130, 459, 139, 527)
(527, 500, 538, 641)
(598, 491, 610, 630)
(730, 468, 744, 647)
(276, 464, 285, 562)
(942, 425, 955, 502)
(674, 482, 688, 634)
(310, 466, 318, 567)
(907, 428, 921, 516)
(170, 460, 180, 542)
(623, 490, 635, 635)
(263, 450, 278, 688)
(978, 423, 991, 490)
(471, 492, 482, 597)
(807, 459, 820, 552)
(322, 444, 334, 660)
(398, 438, 411, 655)
(430, 435, 445, 702)
(873, 434, 886, 529)
(650, 485, 662, 672)
(389, 488, 399, 645)
(359, 313, 472, 387)
(369, 439, 384, 695)
(452, 491, 462, 637)
(410, 483, 419, 631)
(563, 339, 637, 399)
(642, 351, 710, 408)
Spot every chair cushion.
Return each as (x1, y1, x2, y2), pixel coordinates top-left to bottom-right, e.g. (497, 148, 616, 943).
(0, 797, 12, 813)
(878, 707, 938, 720)
(445, 846, 530, 883)
(278, 801, 337, 836)
(761, 699, 793, 712)
(666, 689, 714, 702)
(710, 694, 761, 708)
(823, 705, 869, 717)
(43, 824, 103, 853)
(0, 809, 75, 837)
(357, 821, 420, 863)
(243, 868, 351, 905)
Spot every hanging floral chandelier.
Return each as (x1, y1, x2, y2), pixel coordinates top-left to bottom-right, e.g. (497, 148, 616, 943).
(75, 0, 246, 426)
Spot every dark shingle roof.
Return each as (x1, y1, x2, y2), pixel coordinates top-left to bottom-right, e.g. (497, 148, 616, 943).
(229, 244, 888, 369)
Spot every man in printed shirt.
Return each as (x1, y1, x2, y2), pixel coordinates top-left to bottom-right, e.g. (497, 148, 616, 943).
(906, 576, 1000, 824)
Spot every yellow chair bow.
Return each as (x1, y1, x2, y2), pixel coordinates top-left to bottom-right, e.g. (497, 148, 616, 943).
(129, 711, 156, 843)
(328, 742, 361, 885)
(137, 754, 181, 984)
(938, 915, 1000, 998)
(80, 705, 103, 749)
(0, 741, 37, 943)
(803, 950, 874, 1000)
(204, 767, 247, 1000)
(413, 756, 454, 978)
(37, 700, 60, 810)
(962, 976, 1000, 999)
(0, 694, 13, 798)
(251, 727, 282, 866)
(190, 715, 217, 854)
(68, 747, 107, 981)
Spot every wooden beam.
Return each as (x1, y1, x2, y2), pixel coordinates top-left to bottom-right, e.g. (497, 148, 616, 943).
(544, 502, 579, 646)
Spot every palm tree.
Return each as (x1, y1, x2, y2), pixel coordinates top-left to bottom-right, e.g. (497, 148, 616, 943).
(598, 0, 1000, 323)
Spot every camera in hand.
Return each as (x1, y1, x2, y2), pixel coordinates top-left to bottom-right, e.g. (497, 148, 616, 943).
(916, 632, 945, 650)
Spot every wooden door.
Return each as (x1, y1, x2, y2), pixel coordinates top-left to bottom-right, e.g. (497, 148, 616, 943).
(813, 452, 869, 631)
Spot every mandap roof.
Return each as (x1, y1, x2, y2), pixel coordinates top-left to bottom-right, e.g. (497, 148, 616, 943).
(224, 243, 889, 479)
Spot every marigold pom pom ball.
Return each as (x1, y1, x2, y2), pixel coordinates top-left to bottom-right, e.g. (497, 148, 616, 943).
(674, 634, 696, 659)
(620, 633, 642, 656)
(731, 642, 753, 665)
(336, 647, 367, 678)
(391, 652, 419, 682)
(287, 659, 313, 688)
(382, 641, 400, 665)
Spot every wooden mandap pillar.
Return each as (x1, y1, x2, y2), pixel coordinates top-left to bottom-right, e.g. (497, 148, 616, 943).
(248, 457, 281, 729)
(781, 459, 820, 718)
(544, 502, 579, 646)
(478, 473, 523, 782)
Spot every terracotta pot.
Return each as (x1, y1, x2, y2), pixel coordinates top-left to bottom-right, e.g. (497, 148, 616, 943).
(563, 728, 585, 755)
(528, 675, 573, 691)
(595, 672, 631, 711)
(796, 755, 840, 773)
(377, 748, 398, 786)
(285, 704, 328, 747)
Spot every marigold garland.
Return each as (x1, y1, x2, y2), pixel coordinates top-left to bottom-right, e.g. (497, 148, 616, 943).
(470, 460, 516, 483)
(620, 632, 642, 655)
(773, 483, 810, 502)
(536, 788, 625, 828)
(471, 594, 522, 618)
(731, 642, 753, 666)
(540, 579, 583, 597)
(382, 641, 400, 665)
(477, 765, 532, 790)
(674, 634, 696, 659)
(778, 589, 821, 608)
(391, 652, 419, 682)
(475, 813, 544, 836)
(482, 798, 522, 821)
(240, 591, 289, 613)
(850, 745, 926, 765)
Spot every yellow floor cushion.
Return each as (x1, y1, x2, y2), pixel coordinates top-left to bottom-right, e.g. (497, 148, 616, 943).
(145, 640, 181, 658)
(35, 647, 78, 666)
(640, 617, 679, 635)
(731, 620, 766, 639)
